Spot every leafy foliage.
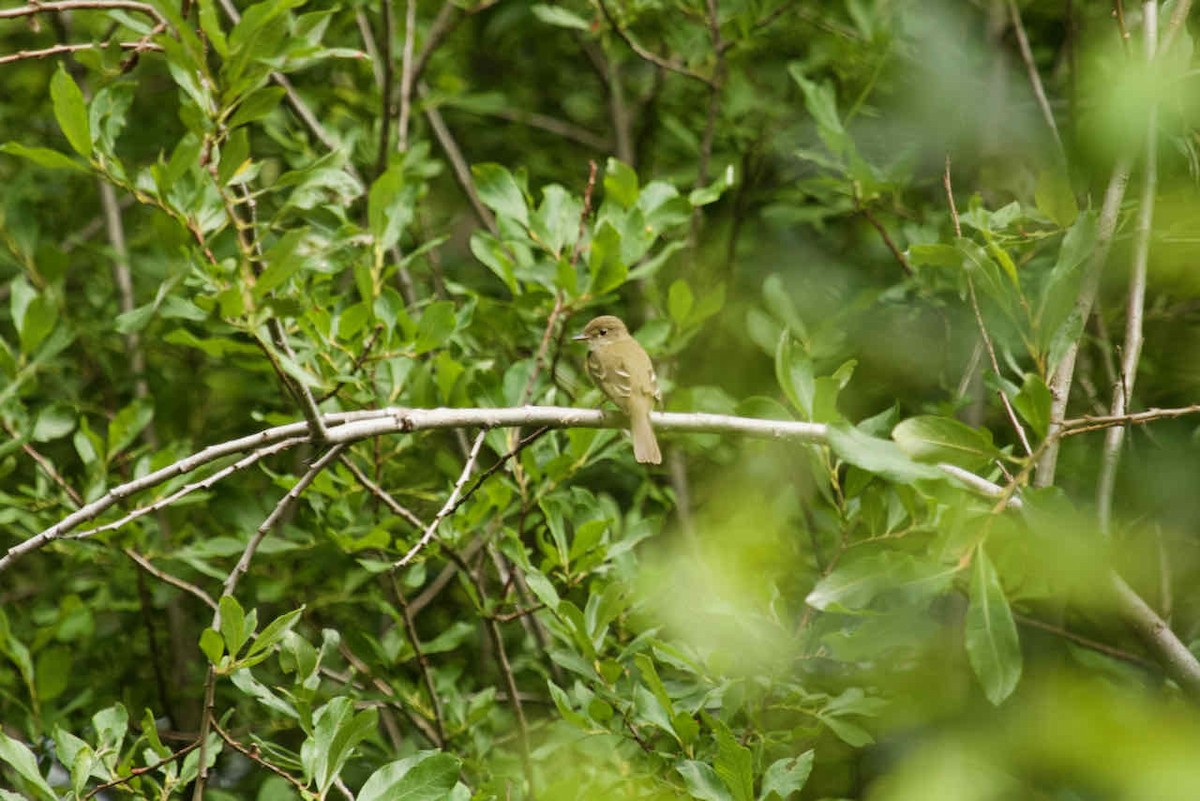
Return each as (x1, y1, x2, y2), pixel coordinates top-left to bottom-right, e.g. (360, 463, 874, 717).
(3, 0, 1200, 799)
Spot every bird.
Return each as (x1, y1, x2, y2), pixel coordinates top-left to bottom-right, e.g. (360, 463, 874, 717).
(572, 315, 662, 464)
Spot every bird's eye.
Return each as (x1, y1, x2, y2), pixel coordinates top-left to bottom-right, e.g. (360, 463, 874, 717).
(599, 328, 607, 335)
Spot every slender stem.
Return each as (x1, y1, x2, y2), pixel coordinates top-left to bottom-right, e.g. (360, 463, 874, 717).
(1097, 0, 1158, 534)
(393, 432, 486, 568)
(1006, 0, 1066, 160)
(1034, 159, 1131, 487)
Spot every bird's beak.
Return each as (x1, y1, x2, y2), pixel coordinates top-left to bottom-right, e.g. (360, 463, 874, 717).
(571, 333, 588, 342)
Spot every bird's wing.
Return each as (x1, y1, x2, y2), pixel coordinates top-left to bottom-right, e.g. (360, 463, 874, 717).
(588, 350, 634, 398)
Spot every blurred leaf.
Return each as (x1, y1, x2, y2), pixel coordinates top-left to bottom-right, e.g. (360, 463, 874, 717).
(1034, 168, 1078, 227)
(32, 405, 75, 442)
(1013, 374, 1051, 439)
(414, 301, 457, 354)
(827, 423, 945, 482)
(966, 547, 1022, 705)
(588, 221, 627, 295)
(668, 279, 694, 325)
(892, 415, 1001, 470)
(677, 760, 734, 801)
(0, 143, 86, 171)
(530, 4, 590, 30)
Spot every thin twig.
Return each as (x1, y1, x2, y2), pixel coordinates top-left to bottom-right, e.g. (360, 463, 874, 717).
(397, 0, 417, 152)
(390, 575, 446, 746)
(123, 548, 218, 611)
(193, 444, 346, 799)
(82, 740, 201, 799)
(858, 201, 914, 276)
(71, 438, 302, 540)
(374, 0, 396, 177)
(0, 40, 161, 65)
(210, 718, 308, 795)
(596, 0, 716, 87)
(1096, 1, 1157, 535)
(1061, 404, 1200, 435)
(944, 158, 1033, 456)
(1034, 160, 1131, 487)
(393, 431, 486, 568)
(419, 84, 499, 236)
(462, 106, 610, 151)
(3, 421, 83, 506)
(1006, 0, 1066, 160)
(0, 0, 166, 25)
(337, 642, 441, 745)
(1014, 612, 1155, 668)
(340, 454, 425, 529)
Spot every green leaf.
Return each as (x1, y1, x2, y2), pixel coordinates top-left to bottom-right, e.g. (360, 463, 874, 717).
(92, 703, 129, 749)
(826, 423, 946, 483)
(230, 668, 298, 718)
(32, 405, 76, 442)
(604, 158, 639, 207)
(892, 415, 1001, 470)
(530, 4, 590, 30)
(0, 142, 86, 171)
(1034, 167, 1078, 227)
(1013, 374, 1051, 439)
(414, 301, 456, 354)
(369, 162, 414, 253)
(34, 645, 71, 701)
(965, 547, 1022, 705)
(245, 606, 304, 660)
(472, 163, 529, 226)
(774, 332, 813, 418)
(0, 731, 56, 801)
(470, 231, 518, 295)
(358, 752, 462, 801)
(255, 229, 309, 297)
(668, 279, 694, 325)
(787, 65, 847, 156)
(11, 279, 57, 355)
(227, 85, 287, 128)
(219, 595, 248, 658)
(51, 64, 92, 158)
(806, 553, 895, 612)
(906, 243, 962, 269)
(303, 697, 378, 794)
(818, 714, 874, 746)
(587, 221, 627, 295)
(715, 724, 754, 801)
(200, 626, 224, 664)
(677, 760, 734, 801)
(107, 399, 153, 457)
(760, 752, 814, 800)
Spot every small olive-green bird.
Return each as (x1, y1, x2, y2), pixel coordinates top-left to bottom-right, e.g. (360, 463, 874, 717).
(573, 315, 662, 464)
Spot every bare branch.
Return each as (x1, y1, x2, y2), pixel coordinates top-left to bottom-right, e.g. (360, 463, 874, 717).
(1097, 1, 1158, 534)
(596, 0, 716, 87)
(0, 40, 161, 65)
(123, 548, 218, 611)
(1006, 0, 1066, 160)
(0, 0, 166, 26)
(393, 431, 485, 569)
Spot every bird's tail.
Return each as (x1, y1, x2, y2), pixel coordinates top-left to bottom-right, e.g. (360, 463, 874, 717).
(630, 407, 662, 465)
